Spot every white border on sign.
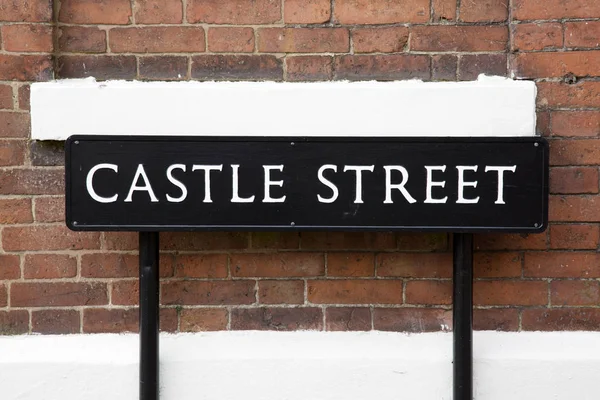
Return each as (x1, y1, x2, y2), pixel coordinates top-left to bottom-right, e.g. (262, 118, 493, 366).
(30, 76, 536, 140)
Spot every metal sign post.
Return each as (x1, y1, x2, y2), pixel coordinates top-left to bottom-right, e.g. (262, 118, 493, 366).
(139, 232, 160, 400)
(453, 233, 474, 400)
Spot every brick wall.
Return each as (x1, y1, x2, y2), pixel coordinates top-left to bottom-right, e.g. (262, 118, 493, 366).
(0, 0, 599, 335)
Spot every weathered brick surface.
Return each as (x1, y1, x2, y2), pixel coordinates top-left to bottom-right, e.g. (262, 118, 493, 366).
(258, 28, 349, 53)
(0, 0, 599, 335)
(2, 25, 53, 52)
(59, 0, 132, 24)
(58, 27, 107, 53)
(208, 28, 255, 53)
(512, 23, 563, 52)
(187, 0, 281, 24)
(352, 27, 409, 54)
(284, 0, 330, 24)
(334, 0, 429, 24)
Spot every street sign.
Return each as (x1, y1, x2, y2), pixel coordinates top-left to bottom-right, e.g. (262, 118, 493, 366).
(65, 136, 548, 232)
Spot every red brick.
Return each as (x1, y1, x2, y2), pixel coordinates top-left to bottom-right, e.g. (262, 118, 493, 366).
(180, 308, 228, 332)
(192, 55, 283, 81)
(551, 280, 600, 306)
(524, 252, 600, 278)
(551, 111, 600, 137)
(411, 26, 508, 52)
(432, 55, 457, 81)
(81, 254, 137, 278)
(187, 0, 281, 24)
(550, 167, 599, 194)
(565, 22, 600, 48)
(29, 140, 63, 166)
(326, 307, 371, 331)
(461, 0, 507, 22)
(57, 55, 137, 80)
(300, 232, 396, 250)
(83, 308, 137, 333)
(327, 253, 374, 277)
(550, 140, 600, 166)
(537, 81, 600, 109)
(513, 0, 600, 20)
(11, 282, 107, 307)
(352, 27, 408, 53)
(3, 226, 100, 251)
(308, 280, 403, 304)
(474, 281, 548, 306)
(160, 232, 248, 251)
(397, 233, 448, 251)
(174, 254, 227, 278)
(406, 281, 452, 305)
(0, 84, 13, 110)
(162, 281, 255, 305)
(208, 28, 254, 53)
(550, 224, 599, 249)
(374, 308, 452, 332)
(58, 26, 106, 53)
(59, 0, 132, 24)
(334, 0, 429, 24)
(284, 0, 330, 23)
(83, 308, 176, 333)
(0, 169, 63, 195)
(377, 253, 452, 278)
(0, 284, 6, 307)
(112, 280, 138, 305)
(0, 311, 29, 335)
(286, 56, 333, 81)
(104, 232, 138, 250)
(33, 196, 64, 222)
(537, 110, 551, 137)
(18, 84, 29, 110)
(522, 308, 600, 331)
(24, 254, 77, 279)
(2, 24, 53, 52)
(0, 140, 25, 166)
(32, 309, 80, 334)
(474, 252, 523, 278)
(110, 27, 205, 53)
(432, 0, 456, 21)
(475, 233, 547, 250)
(473, 309, 519, 331)
(231, 307, 323, 330)
(0, 55, 52, 81)
(0, 112, 29, 138)
(258, 28, 349, 53)
(135, 0, 183, 24)
(250, 232, 299, 249)
(549, 196, 600, 222)
(458, 54, 508, 81)
(512, 23, 563, 52)
(0, 255, 20, 279)
(232, 253, 324, 278)
(258, 280, 304, 304)
(0, 0, 52, 22)
(513, 51, 600, 79)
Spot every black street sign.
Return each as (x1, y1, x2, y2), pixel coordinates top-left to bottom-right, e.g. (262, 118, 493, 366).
(65, 136, 548, 232)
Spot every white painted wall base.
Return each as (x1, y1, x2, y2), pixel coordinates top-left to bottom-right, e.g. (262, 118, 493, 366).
(30, 76, 536, 140)
(1, 331, 597, 400)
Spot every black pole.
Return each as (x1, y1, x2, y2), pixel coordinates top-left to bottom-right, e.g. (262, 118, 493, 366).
(139, 232, 160, 400)
(453, 233, 473, 400)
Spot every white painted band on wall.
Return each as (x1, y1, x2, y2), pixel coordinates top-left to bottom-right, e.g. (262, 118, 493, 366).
(1, 331, 597, 400)
(30, 76, 536, 140)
